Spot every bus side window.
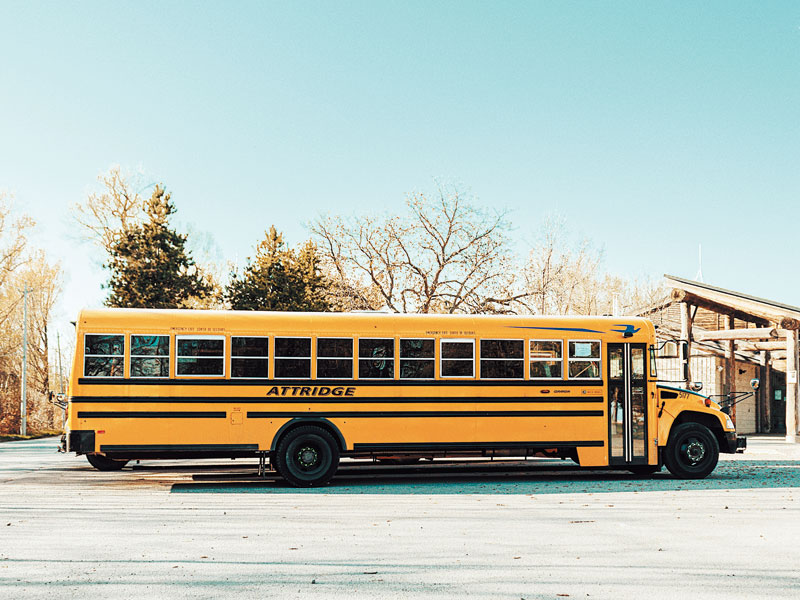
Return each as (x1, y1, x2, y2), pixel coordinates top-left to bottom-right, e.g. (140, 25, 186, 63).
(358, 338, 394, 379)
(529, 340, 563, 379)
(317, 338, 353, 379)
(275, 337, 311, 379)
(400, 338, 435, 379)
(131, 335, 170, 378)
(649, 345, 658, 378)
(84, 334, 124, 378)
(176, 336, 225, 377)
(231, 336, 269, 378)
(441, 339, 474, 378)
(567, 340, 601, 379)
(480, 339, 524, 379)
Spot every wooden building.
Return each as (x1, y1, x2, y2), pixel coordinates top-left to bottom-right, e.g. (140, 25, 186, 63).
(634, 275, 800, 441)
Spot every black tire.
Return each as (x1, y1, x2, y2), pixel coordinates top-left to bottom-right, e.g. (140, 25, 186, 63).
(273, 426, 340, 487)
(86, 454, 129, 471)
(663, 423, 719, 479)
(628, 465, 662, 476)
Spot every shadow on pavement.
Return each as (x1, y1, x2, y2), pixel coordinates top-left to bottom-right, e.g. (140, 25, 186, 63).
(169, 459, 800, 495)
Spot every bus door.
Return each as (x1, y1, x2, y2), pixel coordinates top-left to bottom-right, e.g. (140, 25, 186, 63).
(607, 343, 648, 465)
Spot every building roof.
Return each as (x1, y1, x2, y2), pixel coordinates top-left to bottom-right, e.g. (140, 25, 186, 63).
(664, 274, 800, 329)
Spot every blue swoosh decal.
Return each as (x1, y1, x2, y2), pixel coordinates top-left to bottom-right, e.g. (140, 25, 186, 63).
(508, 326, 604, 334)
(610, 324, 641, 335)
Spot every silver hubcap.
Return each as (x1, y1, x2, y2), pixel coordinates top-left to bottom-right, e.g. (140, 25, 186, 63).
(298, 447, 318, 468)
(684, 440, 705, 464)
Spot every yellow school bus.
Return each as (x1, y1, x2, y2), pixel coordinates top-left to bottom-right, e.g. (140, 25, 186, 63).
(63, 308, 744, 486)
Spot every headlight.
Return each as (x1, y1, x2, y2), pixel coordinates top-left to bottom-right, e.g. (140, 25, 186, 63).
(725, 415, 735, 430)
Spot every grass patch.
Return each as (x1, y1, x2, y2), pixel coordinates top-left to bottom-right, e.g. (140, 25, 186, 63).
(0, 430, 63, 443)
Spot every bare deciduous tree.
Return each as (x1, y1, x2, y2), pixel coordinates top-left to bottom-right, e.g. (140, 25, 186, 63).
(524, 216, 600, 315)
(0, 192, 35, 293)
(524, 216, 664, 316)
(311, 186, 522, 314)
(73, 166, 148, 253)
(0, 250, 63, 434)
(315, 262, 386, 312)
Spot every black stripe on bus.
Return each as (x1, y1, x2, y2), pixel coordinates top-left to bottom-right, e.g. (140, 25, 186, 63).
(352, 441, 605, 451)
(77, 377, 603, 387)
(77, 411, 226, 419)
(246, 410, 603, 419)
(99, 444, 259, 453)
(69, 395, 604, 404)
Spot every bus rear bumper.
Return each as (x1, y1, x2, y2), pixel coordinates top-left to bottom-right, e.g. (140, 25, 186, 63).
(66, 430, 95, 454)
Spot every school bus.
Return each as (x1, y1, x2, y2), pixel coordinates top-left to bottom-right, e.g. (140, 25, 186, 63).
(62, 308, 745, 486)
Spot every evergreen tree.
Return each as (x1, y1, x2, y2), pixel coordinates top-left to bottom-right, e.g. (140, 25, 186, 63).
(104, 186, 211, 308)
(225, 226, 329, 311)
(293, 240, 329, 311)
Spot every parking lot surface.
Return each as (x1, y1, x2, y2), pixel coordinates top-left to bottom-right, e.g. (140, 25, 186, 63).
(1, 436, 799, 599)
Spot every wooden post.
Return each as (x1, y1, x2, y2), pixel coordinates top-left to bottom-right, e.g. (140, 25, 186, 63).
(756, 352, 763, 432)
(764, 352, 772, 433)
(786, 329, 798, 443)
(725, 315, 736, 424)
(680, 302, 692, 387)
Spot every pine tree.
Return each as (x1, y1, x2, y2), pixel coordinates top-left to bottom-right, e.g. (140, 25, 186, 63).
(104, 186, 211, 308)
(225, 226, 330, 311)
(293, 240, 329, 311)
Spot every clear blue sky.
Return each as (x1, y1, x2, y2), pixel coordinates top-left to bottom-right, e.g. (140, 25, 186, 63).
(1, 1, 798, 328)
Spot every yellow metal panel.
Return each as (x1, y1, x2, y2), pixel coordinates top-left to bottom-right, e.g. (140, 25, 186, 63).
(68, 308, 660, 465)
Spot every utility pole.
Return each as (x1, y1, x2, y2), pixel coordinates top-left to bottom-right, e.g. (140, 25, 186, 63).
(57, 331, 64, 394)
(20, 285, 30, 437)
(57, 330, 67, 428)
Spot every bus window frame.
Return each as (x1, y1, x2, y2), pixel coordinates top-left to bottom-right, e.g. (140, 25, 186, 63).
(230, 335, 270, 380)
(399, 337, 436, 380)
(129, 333, 171, 379)
(529, 339, 564, 381)
(175, 335, 227, 378)
(567, 339, 602, 381)
(479, 338, 524, 380)
(357, 337, 395, 380)
(83, 333, 125, 379)
(440, 338, 475, 379)
(316, 336, 354, 380)
(274, 336, 312, 380)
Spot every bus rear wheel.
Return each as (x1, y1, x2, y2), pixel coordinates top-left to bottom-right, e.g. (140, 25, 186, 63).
(86, 454, 129, 471)
(274, 426, 340, 487)
(663, 423, 719, 479)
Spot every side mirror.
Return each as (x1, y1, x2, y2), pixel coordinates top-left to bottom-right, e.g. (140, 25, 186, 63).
(689, 381, 704, 392)
(750, 378, 760, 391)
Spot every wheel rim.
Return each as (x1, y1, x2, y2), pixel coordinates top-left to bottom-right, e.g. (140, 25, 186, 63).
(286, 435, 330, 479)
(296, 445, 320, 470)
(679, 436, 707, 468)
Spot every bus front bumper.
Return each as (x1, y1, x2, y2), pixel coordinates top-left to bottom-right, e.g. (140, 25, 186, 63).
(723, 432, 746, 454)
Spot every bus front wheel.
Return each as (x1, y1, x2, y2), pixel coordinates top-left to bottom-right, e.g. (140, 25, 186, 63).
(663, 423, 719, 479)
(86, 454, 128, 471)
(274, 426, 340, 487)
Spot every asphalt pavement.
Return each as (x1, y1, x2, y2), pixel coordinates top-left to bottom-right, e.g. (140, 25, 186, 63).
(1, 436, 799, 599)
